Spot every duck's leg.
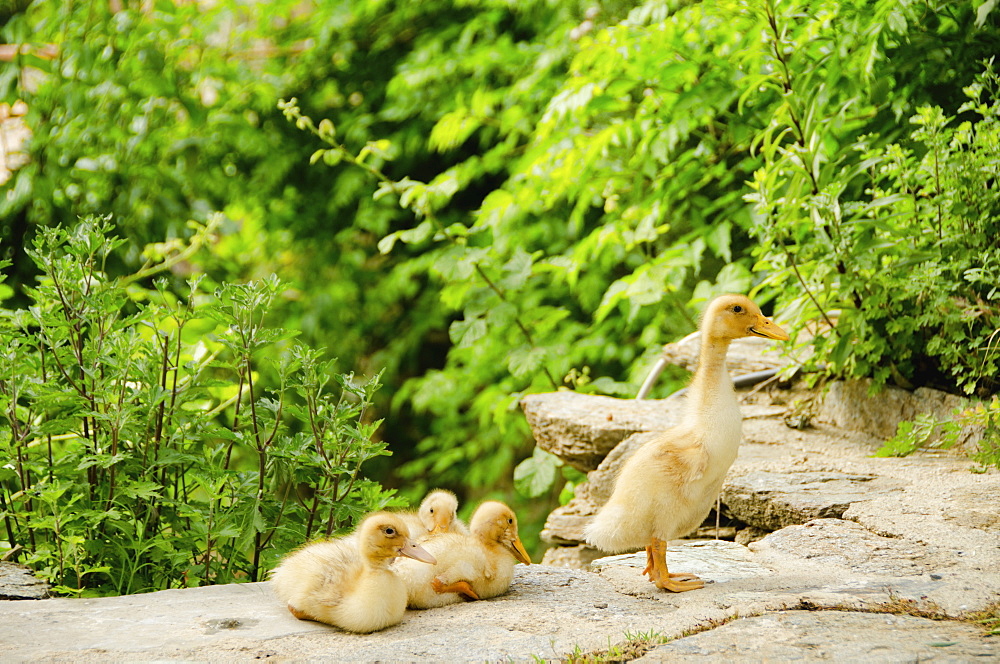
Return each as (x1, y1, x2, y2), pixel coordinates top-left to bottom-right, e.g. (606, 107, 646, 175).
(642, 537, 704, 592)
(431, 577, 480, 600)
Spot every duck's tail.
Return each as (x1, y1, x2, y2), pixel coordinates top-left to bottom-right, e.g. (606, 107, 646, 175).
(584, 503, 641, 554)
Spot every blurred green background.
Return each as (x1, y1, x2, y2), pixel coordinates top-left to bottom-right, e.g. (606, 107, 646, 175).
(2, 0, 998, 590)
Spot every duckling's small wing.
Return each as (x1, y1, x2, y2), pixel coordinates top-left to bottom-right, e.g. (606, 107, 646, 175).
(271, 538, 358, 610)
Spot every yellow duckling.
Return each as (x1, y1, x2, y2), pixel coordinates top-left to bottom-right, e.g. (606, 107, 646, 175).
(585, 294, 788, 592)
(400, 489, 469, 541)
(269, 512, 436, 633)
(394, 501, 532, 609)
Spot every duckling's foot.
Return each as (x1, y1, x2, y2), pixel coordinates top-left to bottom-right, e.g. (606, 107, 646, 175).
(287, 603, 315, 621)
(657, 575, 705, 593)
(431, 577, 480, 600)
(643, 537, 705, 592)
(642, 539, 671, 586)
(641, 544, 661, 584)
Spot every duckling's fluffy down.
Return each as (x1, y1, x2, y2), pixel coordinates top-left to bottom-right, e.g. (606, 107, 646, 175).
(394, 533, 488, 609)
(269, 513, 428, 634)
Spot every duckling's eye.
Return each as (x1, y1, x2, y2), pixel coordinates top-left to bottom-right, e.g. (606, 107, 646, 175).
(385, 527, 396, 536)
(732, 305, 743, 313)
(429, 508, 434, 514)
(507, 518, 513, 525)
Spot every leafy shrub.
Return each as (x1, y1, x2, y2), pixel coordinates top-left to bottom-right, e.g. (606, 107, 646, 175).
(0, 216, 399, 596)
(877, 397, 1000, 471)
(5, 0, 1000, 559)
(745, 2, 1000, 397)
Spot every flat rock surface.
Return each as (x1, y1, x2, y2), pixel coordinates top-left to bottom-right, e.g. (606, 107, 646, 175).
(0, 566, 670, 663)
(721, 470, 907, 531)
(638, 610, 999, 662)
(3, 535, 997, 662)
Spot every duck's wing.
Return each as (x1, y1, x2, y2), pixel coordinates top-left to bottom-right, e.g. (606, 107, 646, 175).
(271, 538, 358, 611)
(644, 426, 710, 485)
(304, 539, 362, 606)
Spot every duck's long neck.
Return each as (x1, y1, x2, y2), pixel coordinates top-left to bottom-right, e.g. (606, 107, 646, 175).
(682, 335, 738, 427)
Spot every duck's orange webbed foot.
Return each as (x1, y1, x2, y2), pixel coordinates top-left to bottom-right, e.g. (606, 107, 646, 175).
(431, 577, 480, 600)
(643, 538, 704, 593)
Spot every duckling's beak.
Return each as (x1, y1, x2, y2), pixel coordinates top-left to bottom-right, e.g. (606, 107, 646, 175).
(750, 315, 789, 341)
(505, 537, 532, 565)
(429, 516, 449, 535)
(400, 541, 436, 565)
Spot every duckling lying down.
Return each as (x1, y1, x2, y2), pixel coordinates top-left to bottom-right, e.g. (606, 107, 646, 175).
(270, 512, 435, 633)
(394, 501, 532, 609)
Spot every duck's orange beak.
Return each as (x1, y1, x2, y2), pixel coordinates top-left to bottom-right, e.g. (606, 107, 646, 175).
(429, 514, 450, 535)
(505, 537, 532, 565)
(400, 541, 436, 565)
(750, 315, 789, 341)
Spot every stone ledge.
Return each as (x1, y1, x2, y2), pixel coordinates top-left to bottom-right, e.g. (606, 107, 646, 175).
(816, 379, 984, 450)
(0, 562, 50, 601)
(520, 392, 677, 472)
(639, 610, 998, 662)
(721, 471, 908, 532)
(3, 525, 997, 662)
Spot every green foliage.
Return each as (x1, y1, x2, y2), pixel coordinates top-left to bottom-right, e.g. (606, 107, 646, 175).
(0, 1, 308, 243)
(512, 446, 587, 504)
(877, 413, 952, 458)
(876, 397, 1000, 470)
(0, 216, 399, 596)
(280, 0, 1000, 505)
(561, 627, 669, 663)
(5, 0, 1000, 581)
(744, 1, 1000, 396)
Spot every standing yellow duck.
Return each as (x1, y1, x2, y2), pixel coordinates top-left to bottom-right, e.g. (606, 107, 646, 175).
(394, 501, 532, 608)
(270, 512, 436, 633)
(585, 294, 788, 592)
(400, 489, 469, 541)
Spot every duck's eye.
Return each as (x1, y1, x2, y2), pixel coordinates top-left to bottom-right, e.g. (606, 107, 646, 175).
(733, 305, 743, 313)
(385, 527, 396, 536)
(507, 518, 513, 525)
(429, 508, 434, 514)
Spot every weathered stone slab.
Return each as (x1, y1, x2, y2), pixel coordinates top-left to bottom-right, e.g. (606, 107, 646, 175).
(749, 518, 930, 577)
(817, 379, 983, 450)
(539, 543, 604, 569)
(592, 521, 997, 617)
(0, 561, 49, 600)
(592, 540, 772, 587)
(722, 471, 908, 531)
(520, 392, 676, 472)
(0, 566, 677, 663)
(638, 610, 999, 662)
(4, 521, 999, 662)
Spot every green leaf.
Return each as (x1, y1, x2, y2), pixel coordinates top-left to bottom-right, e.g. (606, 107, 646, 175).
(448, 316, 487, 349)
(498, 247, 534, 291)
(513, 447, 559, 498)
(507, 346, 546, 378)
